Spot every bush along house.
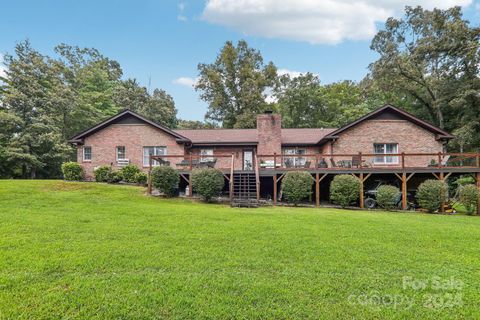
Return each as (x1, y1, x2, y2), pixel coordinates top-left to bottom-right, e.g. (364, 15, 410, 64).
(69, 104, 480, 211)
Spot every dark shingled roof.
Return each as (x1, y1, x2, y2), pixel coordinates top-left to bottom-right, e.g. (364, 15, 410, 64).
(174, 128, 337, 145)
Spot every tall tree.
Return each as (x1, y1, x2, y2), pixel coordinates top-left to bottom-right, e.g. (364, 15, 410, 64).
(195, 40, 277, 128)
(369, 6, 480, 135)
(276, 74, 380, 128)
(0, 41, 69, 178)
(114, 80, 178, 128)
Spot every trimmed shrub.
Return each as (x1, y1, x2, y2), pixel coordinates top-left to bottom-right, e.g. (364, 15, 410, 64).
(135, 172, 148, 185)
(61, 162, 83, 181)
(151, 166, 179, 197)
(330, 174, 360, 208)
(120, 164, 141, 183)
(416, 179, 447, 213)
(281, 171, 313, 205)
(376, 185, 400, 211)
(191, 168, 225, 202)
(94, 165, 111, 182)
(107, 170, 123, 183)
(459, 184, 478, 215)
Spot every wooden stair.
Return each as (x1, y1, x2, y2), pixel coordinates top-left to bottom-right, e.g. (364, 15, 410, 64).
(231, 172, 258, 207)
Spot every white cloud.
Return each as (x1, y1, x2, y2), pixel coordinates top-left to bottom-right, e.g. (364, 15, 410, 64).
(173, 76, 198, 87)
(178, 2, 187, 21)
(202, 0, 473, 44)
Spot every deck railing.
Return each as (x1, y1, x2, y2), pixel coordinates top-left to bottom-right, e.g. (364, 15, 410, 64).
(256, 152, 480, 171)
(148, 152, 480, 172)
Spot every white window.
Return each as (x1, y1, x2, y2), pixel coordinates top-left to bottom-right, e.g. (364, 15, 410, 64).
(116, 146, 126, 160)
(83, 146, 92, 161)
(143, 146, 166, 166)
(374, 143, 398, 164)
(283, 148, 306, 167)
(200, 149, 214, 162)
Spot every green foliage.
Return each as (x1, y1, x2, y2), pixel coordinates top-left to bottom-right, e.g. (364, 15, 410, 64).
(114, 79, 178, 128)
(195, 40, 277, 128)
(276, 77, 376, 128)
(151, 166, 179, 197)
(455, 176, 475, 187)
(135, 172, 148, 185)
(94, 165, 111, 182)
(370, 6, 480, 151)
(119, 164, 141, 183)
(61, 162, 83, 181)
(417, 180, 447, 213)
(106, 170, 123, 184)
(376, 185, 400, 211)
(330, 175, 361, 208)
(459, 185, 478, 215)
(0, 41, 179, 179)
(281, 171, 313, 205)
(191, 168, 225, 202)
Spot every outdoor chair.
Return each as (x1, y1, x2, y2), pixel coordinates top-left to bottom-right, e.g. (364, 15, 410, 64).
(352, 155, 361, 168)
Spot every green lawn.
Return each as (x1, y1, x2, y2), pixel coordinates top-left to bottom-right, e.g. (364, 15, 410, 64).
(1, 180, 479, 319)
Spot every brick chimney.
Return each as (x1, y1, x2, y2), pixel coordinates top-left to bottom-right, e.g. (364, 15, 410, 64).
(257, 111, 282, 155)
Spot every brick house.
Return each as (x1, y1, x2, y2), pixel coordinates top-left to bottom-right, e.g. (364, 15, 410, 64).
(70, 104, 465, 208)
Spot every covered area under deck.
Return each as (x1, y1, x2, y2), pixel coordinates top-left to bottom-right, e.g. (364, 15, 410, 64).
(147, 152, 480, 214)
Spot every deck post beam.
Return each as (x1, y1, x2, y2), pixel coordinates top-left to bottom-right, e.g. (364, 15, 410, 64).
(477, 172, 480, 215)
(359, 173, 364, 209)
(188, 174, 193, 197)
(401, 172, 407, 210)
(315, 173, 320, 207)
(439, 171, 445, 213)
(273, 174, 277, 206)
(147, 154, 153, 194)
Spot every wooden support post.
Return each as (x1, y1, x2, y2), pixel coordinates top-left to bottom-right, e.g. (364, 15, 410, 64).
(147, 154, 153, 194)
(230, 153, 234, 202)
(315, 173, 320, 207)
(273, 174, 277, 206)
(477, 172, 480, 215)
(401, 152, 405, 169)
(401, 172, 407, 210)
(359, 173, 364, 209)
(188, 174, 193, 197)
(439, 171, 445, 213)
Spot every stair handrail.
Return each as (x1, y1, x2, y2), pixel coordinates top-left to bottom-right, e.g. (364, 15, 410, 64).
(254, 150, 260, 201)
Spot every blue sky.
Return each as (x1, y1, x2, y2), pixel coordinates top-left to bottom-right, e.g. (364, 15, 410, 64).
(0, 0, 478, 120)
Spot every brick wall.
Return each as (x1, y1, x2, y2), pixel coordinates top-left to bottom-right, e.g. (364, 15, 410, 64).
(78, 124, 186, 179)
(331, 120, 444, 167)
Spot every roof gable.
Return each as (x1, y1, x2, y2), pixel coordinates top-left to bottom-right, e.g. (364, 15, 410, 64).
(319, 104, 454, 143)
(68, 109, 190, 144)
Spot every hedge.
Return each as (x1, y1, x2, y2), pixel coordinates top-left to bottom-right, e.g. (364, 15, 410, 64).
(459, 184, 478, 215)
(61, 162, 83, 181)
(135, 172, 148, 185)
(281, 171, 313, 205)
(330, 174, 360, 208)
(94, 165, 111, 182)
(376, 185, 400, 211)
(191, 168, 225, 202)
(120, 164, 141, 183)
(416, 179, 447, 213)
(151, 166, 179, 197)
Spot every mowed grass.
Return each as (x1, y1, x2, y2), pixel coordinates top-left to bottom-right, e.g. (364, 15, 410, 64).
(1, 181, 480, 319)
